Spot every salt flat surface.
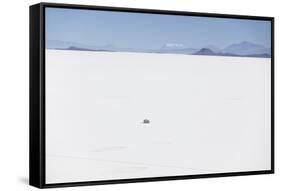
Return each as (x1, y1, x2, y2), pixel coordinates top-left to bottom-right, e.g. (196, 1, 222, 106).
(46, 50, 271, 184)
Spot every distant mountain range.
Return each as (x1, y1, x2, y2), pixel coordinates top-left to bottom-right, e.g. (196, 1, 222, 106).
(56, 46, 113, 52)
(46, 40, 116, 51)
(47, 40, 271, 58)
(194, 47, 271, 58)
(222, 41, 270, 55)
(193, 41, 271, 58)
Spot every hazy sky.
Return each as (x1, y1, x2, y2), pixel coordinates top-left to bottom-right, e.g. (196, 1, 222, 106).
(46, 7, 271, 49)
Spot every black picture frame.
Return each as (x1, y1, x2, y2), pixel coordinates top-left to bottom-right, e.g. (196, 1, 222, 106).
(30, 2, 275, 189)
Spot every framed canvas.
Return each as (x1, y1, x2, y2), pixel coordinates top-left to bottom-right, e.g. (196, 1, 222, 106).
(30, 2, 274, 189)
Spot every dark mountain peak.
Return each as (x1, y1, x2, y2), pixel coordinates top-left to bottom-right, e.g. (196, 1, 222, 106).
(67, 46, 93, 51)
(204, 45, 221, 53)
(194, 48, 215, 55)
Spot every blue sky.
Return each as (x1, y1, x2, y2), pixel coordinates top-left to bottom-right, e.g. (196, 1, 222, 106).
(46, 7, 271, 49)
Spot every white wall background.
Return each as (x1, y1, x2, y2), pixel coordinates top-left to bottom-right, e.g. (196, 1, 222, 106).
(0, 0, 279, 190)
